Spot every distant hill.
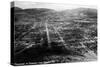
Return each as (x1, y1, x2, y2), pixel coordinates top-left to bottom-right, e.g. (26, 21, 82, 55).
(13, 7, 57, 23)
(11, 7, 23, 11)
(59, 8, 97, 20)
(13, 7, 97, 24)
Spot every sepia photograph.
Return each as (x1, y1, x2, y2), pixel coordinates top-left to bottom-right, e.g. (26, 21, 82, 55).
(11, 1, 97, 66)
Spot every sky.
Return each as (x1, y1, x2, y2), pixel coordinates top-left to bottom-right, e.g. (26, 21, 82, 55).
(14, 1, 97, 11)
